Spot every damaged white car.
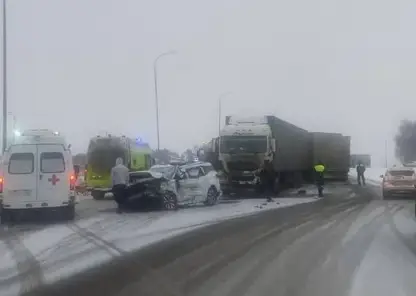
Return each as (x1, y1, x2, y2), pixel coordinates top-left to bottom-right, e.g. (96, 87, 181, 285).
(127, 162, 222, 210)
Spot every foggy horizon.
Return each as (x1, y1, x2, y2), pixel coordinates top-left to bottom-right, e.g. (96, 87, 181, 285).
(3, 0, 415, 166)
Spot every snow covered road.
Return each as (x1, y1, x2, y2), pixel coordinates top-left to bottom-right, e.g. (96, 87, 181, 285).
(32, 181, 416, 296)
(0, 189, 320, 296)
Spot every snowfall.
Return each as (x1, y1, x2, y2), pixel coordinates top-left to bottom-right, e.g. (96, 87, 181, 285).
(0, 167, 407, 296)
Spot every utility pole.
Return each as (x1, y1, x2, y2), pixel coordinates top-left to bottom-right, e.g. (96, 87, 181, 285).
(8, 111, 15, 143)
(153, 50, 176, 151)
(2, 0, 7, 152)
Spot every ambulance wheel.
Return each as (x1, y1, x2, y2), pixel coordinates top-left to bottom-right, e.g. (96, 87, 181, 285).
(161, 191, 178, 211)
(0, 208, 9, 224)
(65, 205, 75, 221)
(92, 190, 105, 200)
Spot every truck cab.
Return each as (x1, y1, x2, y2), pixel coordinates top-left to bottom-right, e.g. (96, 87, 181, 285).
(218, 116, 276, 190)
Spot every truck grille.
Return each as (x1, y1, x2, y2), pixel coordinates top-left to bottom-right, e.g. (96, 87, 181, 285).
(227, 161, 258, 171)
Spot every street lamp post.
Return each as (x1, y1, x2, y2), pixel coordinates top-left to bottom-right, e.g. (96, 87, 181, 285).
(153, 50, 176, 151)
(8, 111, 15, 143)
(2, 0, 7, 152)
(218, 92, 232, 135)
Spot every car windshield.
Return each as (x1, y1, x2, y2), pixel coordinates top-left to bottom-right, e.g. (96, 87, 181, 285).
(220, 136, 267, 153)
(150, 166, 175, 179)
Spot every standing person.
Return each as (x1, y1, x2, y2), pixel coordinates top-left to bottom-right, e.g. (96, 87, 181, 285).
(111, 157, 130, 213)
(256, 168, 273, 202)
(356, 162, 366, 185)
(314, 160, 325, 197)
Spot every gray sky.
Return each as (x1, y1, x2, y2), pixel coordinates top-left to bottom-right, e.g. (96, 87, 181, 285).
(5, 0, 416, 166)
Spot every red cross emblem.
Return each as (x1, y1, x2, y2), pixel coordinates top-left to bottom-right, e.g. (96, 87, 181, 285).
(48, 174, 60, 185)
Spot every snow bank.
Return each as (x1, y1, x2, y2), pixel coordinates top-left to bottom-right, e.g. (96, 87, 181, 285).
(349, 167, 387, 186)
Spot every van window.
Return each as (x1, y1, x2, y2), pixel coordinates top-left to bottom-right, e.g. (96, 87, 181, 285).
(41, 152, 65, 173)
(8, 153, 34, 174)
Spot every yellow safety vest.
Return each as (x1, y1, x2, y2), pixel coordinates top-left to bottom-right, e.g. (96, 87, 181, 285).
(314, 164, 325, 173)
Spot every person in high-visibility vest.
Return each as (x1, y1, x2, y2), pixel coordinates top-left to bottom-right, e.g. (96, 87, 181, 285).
(314, 161, 325, 197)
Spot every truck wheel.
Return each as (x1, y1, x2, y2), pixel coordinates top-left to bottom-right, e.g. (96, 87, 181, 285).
(92, 190, 105, 200)
(272, 177, 280, 194)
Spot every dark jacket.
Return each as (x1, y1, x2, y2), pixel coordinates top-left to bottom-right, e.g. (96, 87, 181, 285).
(356, 164, 366, 175)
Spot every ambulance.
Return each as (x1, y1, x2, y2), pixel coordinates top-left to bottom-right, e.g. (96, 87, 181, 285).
(0, 129, 76, 223)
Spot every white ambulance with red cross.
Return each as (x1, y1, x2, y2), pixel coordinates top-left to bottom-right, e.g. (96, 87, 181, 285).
(0, 129, 76, 224)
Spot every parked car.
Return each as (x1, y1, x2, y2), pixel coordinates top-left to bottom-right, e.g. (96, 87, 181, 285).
(380, 166, 416, 199)
(126, 162, 222, 210)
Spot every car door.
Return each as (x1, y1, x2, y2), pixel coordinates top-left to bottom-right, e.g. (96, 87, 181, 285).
(37, 145, 69, 205)
(200, 165, 220, 192)
(183, 167, 205, 203)
(4, 145, 37, 205)
(195, 167, 210, 202)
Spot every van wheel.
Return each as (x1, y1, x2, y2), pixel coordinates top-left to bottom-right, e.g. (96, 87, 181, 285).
(92, 191, 105, 200)
(204, 187, 218, 206)
(0, 208, 9, 224)
(65, 205, 75, 221)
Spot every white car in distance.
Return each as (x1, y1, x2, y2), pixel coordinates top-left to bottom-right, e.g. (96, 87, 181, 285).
(149, 162, 221, 207)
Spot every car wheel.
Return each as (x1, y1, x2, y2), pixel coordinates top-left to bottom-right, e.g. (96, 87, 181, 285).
(161, 191, 178, 210)
(204, 187, 218, 206)
(92, 190, 105, 200)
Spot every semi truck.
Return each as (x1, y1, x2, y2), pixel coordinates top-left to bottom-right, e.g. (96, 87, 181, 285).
(310, 132, 351, 181)
(211, 115, 311, 193)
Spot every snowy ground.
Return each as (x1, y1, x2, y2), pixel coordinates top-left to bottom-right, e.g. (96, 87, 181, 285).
(349, 167, 387, 186)
(0, 191, 319, 296)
